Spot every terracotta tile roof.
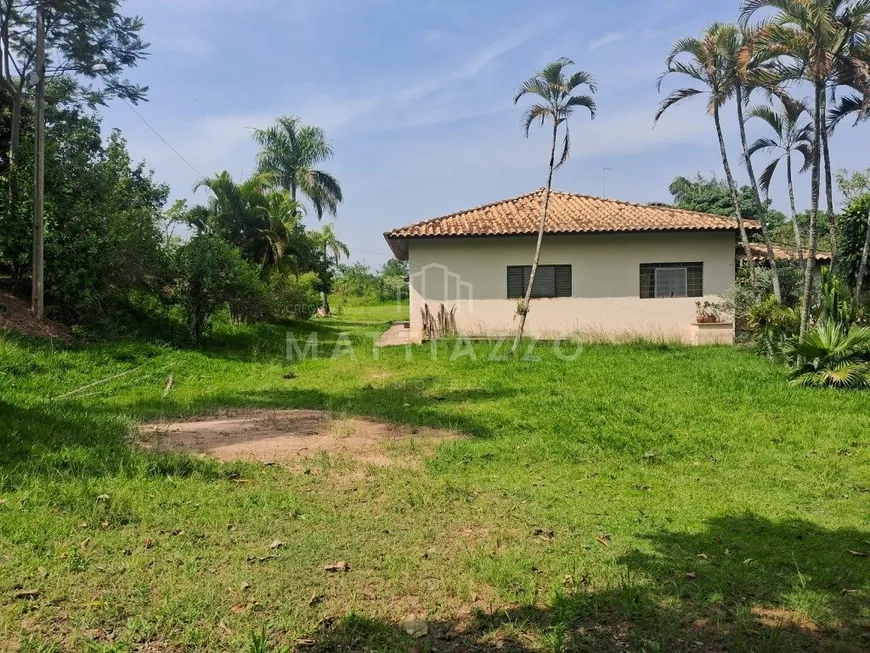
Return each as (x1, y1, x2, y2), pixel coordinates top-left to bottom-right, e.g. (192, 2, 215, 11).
(385, 189, 761, 258)
(738, 243, 832, 263)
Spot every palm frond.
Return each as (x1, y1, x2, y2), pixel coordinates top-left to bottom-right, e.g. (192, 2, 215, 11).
(758, 157, 781, 195)
(564, 94, 597, 118)
(556, 125, 570, 169)
(746, 104, 784, 136)
(654, 87, 702, 123)
(521, 104, 551, 137)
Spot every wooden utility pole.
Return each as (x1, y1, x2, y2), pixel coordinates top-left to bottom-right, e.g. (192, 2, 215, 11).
(31, 2, 46, 320)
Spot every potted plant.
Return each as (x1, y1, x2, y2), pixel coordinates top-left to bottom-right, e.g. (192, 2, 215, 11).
(695, 301, 723, 324)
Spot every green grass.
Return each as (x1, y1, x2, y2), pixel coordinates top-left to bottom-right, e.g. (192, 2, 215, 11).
(330, 298, 409, 323)
(1, 311, 868, 652)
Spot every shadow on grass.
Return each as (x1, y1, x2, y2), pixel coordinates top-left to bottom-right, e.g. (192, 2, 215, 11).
(281, 514, 870, 653)
(0, 400, 226, 490)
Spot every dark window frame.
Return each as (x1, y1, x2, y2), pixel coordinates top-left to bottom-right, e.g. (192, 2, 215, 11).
(507, 265, 572, 299)
(639, 262, 703, 299)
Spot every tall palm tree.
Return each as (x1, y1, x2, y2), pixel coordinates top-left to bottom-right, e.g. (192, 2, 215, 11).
(511, 57, 596, 354)
(310, 223, 350, 314)
(253, 116, 343, 220)
(746, 95, 814, 258)
(735, 25, 784, 301)
(655, 23, 758, 294)
(741, 0, 870, 338)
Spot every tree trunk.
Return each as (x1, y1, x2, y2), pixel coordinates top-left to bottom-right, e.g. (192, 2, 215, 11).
(736, 84, 781, 302)
(800, 82, 823, 342)
(319, 244, 330, 315)
(511, 119, 558, 355)
(855, 210, 870, 298)
(786, 154, 803, 261)
(31, 4, 46, 321)
(714, 104, 756, 295)
(820, 97, 836, 269)
(7, 92, 21, 206)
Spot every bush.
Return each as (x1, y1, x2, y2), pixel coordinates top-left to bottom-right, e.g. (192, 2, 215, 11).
(783, 321, 870, 388)
(174, 235, 267, 343)
(268, 272, 320, 321)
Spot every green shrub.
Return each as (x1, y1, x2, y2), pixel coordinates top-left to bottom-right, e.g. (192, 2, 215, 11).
(174, 235, 267, 343)
(784, 320, 870, 388)
(268, 272, 320, 321)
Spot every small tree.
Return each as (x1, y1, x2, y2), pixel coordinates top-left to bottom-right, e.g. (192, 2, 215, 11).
(174, 235, 266, 344)
(511, 57, 596, 354)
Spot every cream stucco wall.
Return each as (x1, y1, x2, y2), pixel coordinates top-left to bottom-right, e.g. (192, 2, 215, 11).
(407, 232, 737, 343)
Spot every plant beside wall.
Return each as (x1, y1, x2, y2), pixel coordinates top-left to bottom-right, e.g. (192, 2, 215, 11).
(695, 301, 724, 324)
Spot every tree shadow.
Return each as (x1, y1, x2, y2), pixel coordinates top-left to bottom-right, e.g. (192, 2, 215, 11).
(0, 400, 225, 490)
(278, 513, 869, 652)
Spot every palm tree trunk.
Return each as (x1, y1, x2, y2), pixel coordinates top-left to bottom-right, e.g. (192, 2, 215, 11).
(714, 105, 756, 296)
(320, 243, 330, 315)
(820, 97, 836, 269)
(786, 154, 803, 261)
(511, 119, 558, 355)
(800, 82, 823, 342)
(855, 209, 870, 298)
(736, 84, 781, 302)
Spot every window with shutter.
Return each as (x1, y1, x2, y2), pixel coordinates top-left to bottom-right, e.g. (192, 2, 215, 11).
(507, 265, 572, 299)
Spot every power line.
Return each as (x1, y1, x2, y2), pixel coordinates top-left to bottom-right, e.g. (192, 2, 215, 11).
(122, 100, 204, 179)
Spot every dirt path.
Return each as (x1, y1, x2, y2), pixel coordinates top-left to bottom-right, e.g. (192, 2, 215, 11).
(139, 409, 461, 468)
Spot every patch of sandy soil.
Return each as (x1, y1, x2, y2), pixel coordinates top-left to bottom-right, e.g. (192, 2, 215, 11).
(139, 409, 462, 468)
(0, 289, 71, 340)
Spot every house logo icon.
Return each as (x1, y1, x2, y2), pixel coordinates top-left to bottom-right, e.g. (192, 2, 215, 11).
(409, 263, 474, 313)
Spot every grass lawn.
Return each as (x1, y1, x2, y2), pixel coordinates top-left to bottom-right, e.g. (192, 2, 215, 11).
(1, 311, 868, 652)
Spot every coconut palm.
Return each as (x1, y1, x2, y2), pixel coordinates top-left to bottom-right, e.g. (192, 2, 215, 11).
(655, 23, 758, 294)
(310, 223, 350, 313)
(253, 116, 343, 220)
(511, 57, 597, 354)
(740, 0, 870, 338)
(746, 95, 814, 258)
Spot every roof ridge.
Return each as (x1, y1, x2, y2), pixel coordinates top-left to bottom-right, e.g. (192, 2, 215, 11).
(383, 188, 546, 236)
(546, 189, 741, 223)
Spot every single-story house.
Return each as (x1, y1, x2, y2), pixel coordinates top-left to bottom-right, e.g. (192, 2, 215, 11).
(384, 189, 762, 345)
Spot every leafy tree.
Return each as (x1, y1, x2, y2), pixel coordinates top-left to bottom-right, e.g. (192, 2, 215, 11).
(174, 234, 266, 343)
(656, 23, 758, 294)
(253, 116, 342, 219)
(838, 194, 870, 297)
(0, 0, 148, 211)
(512, 57, 596, 353)
(0, 79, 168, 328)
(668, 174, 758, 219)
(746, 95, 813, 258)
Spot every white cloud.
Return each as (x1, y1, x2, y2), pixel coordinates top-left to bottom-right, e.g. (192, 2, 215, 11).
(587, 30, 631, 51)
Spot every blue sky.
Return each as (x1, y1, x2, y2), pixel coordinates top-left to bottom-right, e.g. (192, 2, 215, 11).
(101, 0, 869, 267)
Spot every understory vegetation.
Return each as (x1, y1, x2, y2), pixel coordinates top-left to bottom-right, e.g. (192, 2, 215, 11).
(1, 312, 869, 652)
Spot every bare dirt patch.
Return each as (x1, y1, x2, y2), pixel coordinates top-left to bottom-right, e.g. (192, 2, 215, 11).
(139, 409, 462, 468)
(0, 289, 71, 340)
